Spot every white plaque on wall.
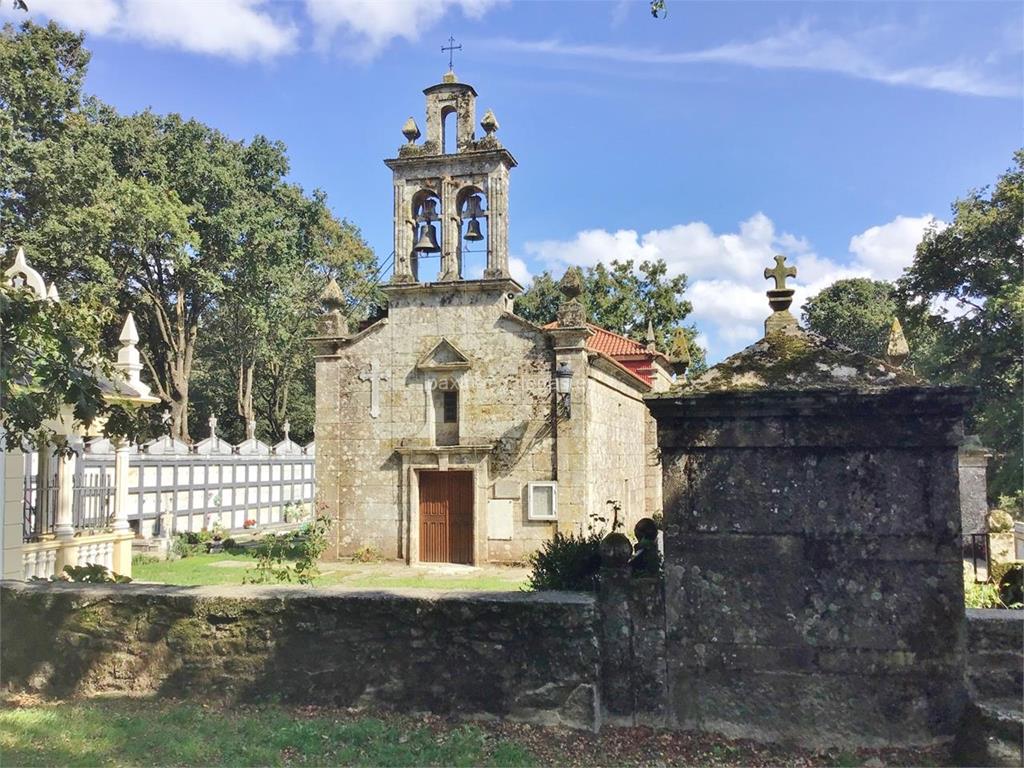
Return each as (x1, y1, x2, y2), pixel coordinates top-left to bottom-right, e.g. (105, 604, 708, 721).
(487, 499, 514, 540)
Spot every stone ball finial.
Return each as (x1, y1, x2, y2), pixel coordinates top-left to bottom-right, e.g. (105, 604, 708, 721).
(599, 532, 633, 568)
(480, 109, 499, 136)
(886, 317, 910, 367)
(669, 328, 692, 370)
(402, 116, 421, 144)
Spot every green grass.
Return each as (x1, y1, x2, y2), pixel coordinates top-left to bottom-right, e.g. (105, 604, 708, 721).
(132, 553, 527, 591)
(0, 701, 535, 767)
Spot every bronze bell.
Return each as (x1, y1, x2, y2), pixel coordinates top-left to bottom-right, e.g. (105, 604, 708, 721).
(464, 194, 484, 218)
(413, 223, 440, 253)
(463, 217, 484, 241)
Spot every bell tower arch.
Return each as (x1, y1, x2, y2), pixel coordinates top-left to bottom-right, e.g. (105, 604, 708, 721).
(386, 70, 517, 286)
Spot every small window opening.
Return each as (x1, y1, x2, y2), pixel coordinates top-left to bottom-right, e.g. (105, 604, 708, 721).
(443, 390, 458, 423)
(443, 108, 457, 154)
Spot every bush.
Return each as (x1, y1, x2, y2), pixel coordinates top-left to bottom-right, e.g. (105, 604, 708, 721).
(221, 537, 238, 551)
(526, 531, 603, 592)
(245, 513, 332, 585)
(171, 530, 211, 558)
(30, 563, 132, 584)
(132, 553, 159, 566)
(353, 545, 382, 563)
(997, 564, 1023, 608)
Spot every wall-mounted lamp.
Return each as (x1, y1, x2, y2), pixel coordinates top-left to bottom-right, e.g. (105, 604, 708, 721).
(555, 361, 574, 419)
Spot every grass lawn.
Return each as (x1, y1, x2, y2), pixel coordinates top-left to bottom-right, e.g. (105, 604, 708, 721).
(0, 700, 533, 767)
(132, 552, 528, 591)
(0, 699, 949, 767)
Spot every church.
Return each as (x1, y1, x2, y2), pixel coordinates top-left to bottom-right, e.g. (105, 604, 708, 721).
(312, 71, 680, 564)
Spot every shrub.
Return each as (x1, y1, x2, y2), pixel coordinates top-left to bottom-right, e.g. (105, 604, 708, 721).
(245, 513, 332, 585)
(997, 564, 1023, 608)
(221, 537, 238, 551)
(526, 531, 603, 592)
(353, 545, 382, 563)
(132, 553, 159, 566)
(30, 563, 132, 584)
(171, 530, 211, 558)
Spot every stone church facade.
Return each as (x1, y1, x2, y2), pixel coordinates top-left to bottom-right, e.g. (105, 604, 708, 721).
(313, 72, 675, 564)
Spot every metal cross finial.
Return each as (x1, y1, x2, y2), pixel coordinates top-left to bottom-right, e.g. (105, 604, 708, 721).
(442, 35, 461, 71)
(764, 254, 797, 291)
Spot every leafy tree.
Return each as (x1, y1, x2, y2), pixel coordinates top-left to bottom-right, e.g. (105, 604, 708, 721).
(2, 21, 379, 445)
(896, 150, 1024, 498)
(802, 278, 901, 358)
(0, 280, 145, 451)
(516, 258, 706, 372)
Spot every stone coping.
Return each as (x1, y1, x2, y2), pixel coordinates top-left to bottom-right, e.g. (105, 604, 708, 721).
(647, 385, 975, 414)
(967, 607, 1024, 623)
(0, 580, 595, 605)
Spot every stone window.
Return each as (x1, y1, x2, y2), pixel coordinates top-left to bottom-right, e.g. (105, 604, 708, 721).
(442, 390, 458, 423)
(527, 481, 557, 521)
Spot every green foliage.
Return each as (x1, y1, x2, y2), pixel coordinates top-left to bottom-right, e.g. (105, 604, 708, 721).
(516, 258, 707, 374)
(60, 563, 130, 583)
(526, 531, 603, 592)
(802, 279, 902, 358)
(171, 530, 212, 559)
(245, 513, 332, 585)
(131, 553, 159, 567)
(896, 150, 1024, 498)
(352, 545, 383, 563)
(964, 574, 1005, 609)
(2, 20, 379, 446)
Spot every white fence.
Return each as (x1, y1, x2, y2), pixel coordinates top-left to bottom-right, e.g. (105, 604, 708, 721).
(79, 433, 315, 538)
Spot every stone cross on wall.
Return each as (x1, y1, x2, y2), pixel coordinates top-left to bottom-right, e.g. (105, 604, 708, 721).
(359, 359, 390, 419)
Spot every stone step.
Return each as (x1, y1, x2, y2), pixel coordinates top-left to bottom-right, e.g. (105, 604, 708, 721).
(967, 609, 1024, 654)
(955, 699, 1024, 768)
(968, 661, 1024, 701)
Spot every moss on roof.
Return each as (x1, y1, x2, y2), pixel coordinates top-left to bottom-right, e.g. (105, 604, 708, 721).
(662, 328, 922, 396)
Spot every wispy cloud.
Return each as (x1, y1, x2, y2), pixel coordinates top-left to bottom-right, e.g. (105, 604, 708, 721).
(485, 23, 1020, 99)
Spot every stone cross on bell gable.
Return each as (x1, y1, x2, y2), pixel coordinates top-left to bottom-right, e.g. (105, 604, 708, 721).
(359, 359, 389, 419)
(764, 254, 797, 290)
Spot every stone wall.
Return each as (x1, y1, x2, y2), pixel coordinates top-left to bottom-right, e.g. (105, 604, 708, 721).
(584, 367, 650, 530)
(1, 582, 600, 729)
(649, 388, 972, 749)
(959, 440, 991, 535)
(315, 284, 559, 562)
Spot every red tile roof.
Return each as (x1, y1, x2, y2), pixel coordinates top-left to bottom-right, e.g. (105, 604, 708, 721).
(542, 322, 660, 386)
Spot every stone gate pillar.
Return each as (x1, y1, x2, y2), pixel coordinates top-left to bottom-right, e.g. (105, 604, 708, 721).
(646, 255, 974, 749)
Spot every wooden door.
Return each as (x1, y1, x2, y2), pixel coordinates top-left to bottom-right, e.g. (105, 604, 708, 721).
(419, 471, 473, 564)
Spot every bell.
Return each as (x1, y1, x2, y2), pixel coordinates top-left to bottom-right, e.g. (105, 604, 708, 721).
(463, 218, 484, 241)
(464, 194, 484, 219)
(413, 223, 440, 253)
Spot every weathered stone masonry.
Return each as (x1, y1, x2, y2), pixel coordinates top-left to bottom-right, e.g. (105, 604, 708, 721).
(0, 582, 601, 729)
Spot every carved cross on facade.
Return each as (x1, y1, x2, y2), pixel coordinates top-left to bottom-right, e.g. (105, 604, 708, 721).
(764, 254, 797, 290)
(359, 358, 390, 419)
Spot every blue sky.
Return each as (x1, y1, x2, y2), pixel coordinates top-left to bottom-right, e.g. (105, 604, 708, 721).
(6, 0, 1022, 361)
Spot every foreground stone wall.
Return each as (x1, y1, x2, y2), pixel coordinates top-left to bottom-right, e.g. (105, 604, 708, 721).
(1, 582, 600, 729)
(650, 388, 972, 748)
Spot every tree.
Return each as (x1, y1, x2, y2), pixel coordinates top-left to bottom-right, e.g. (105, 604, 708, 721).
(0, 279, 145, 451)
(516, 258, 706, 372)
(802, 278, 901, 358)
(2, 21, 379, 444)
(896, 150, 1024, 498)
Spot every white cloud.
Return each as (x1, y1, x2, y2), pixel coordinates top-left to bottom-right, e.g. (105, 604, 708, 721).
(486, 22, 1020, 99)
(525, 212, 941, 363)
(848, 214, 939, 280)
(509, 256, 531, 286)
(307, 0, 500, 58)
(5, 0, 297, 61)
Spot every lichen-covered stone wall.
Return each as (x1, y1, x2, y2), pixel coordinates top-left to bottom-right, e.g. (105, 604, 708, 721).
(584, 369, 650, 529)
(649, 388, 972, 749)
(0, 582, 601, 729)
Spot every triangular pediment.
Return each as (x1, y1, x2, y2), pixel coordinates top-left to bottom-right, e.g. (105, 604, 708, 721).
(416, 338, 471, 372)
